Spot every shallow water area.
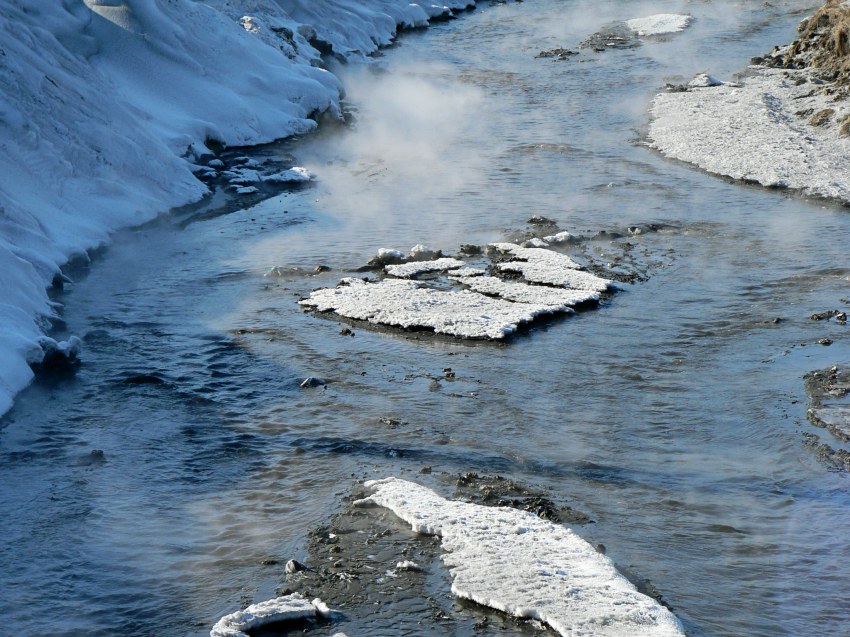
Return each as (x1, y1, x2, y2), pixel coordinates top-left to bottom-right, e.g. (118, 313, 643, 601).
(2, 1, 850, 636)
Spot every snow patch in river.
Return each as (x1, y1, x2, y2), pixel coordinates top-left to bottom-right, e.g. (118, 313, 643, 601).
(491, 244, 612, 292)
(300, 278, 558, 340)
(362, 478, 686, 637)
(385, 258, 466, 278)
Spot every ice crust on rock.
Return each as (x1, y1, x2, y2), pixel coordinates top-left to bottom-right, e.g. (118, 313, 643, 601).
(300, 278, 557, 340)
(363, 478, 685, 637)
(649, 67, 850, 202)
(625, 14, 692, 36)
(263, 167, 314, 184)
(0, 0, 480, 416)
(210, 593, 330, 637)
(450, 275, 599, 310)
(490, 244, 612, 292)
(385, 258, 466, 278)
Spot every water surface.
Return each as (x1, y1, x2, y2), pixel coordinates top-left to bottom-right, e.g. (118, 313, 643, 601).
(2, 1, 849, 635)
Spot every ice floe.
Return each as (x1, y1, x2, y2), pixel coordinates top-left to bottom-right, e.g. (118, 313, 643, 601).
(625, 14, 692, 37)
(491, 244, 612, 292)
(210, 593, 330, 637)
(385, 258, 466, 278)
(300, 240, 613, 339)
(362, 478, 685, 637)
(300, 278, 559, 340)
(450, 275, 599, 310)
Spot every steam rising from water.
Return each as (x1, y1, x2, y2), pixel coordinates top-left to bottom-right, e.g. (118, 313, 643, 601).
(300, 62, 490, 243)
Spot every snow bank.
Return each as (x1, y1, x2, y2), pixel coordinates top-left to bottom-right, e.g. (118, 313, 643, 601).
(299, 278, 557, 339)
(625, 14, 692, 37)
(210, 593, 330, 637)
(649, 67, 850, 202)
(362, 478, 685, 637)
(0, 0, 478, 416)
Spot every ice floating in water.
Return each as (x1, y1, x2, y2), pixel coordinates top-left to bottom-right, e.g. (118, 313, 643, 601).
(300, 240, 613, 339)
(300, 278, 559, 340)
(385, 258, 466, 278)
(210, 593, 331, 637)
(363, 478, 685, 637)
(491, 243, 612, 292)
(450, 275, 599, 310)
(234, 186, 258, 195)
(625, 14, 692, 36)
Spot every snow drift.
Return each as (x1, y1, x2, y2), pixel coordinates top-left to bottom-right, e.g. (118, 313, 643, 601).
(0, 0, 475, 416)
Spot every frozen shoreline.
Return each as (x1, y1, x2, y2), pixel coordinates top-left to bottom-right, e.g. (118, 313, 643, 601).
(648, 3, 850, 206)
(0, 0, 476, 416)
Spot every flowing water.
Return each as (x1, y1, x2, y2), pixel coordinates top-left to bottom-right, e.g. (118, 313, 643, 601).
(2, 1, 849, 635)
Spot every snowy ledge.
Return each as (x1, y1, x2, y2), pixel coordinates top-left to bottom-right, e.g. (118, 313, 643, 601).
(648, 66, 850, 203)
(648, 0, 850, 205)
(361, 478, 685, 637)
(0, 0, 482, 417)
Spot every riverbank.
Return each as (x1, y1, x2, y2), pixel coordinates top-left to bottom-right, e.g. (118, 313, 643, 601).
(0, 0, 480, 416)
(648, 0, 850, 204)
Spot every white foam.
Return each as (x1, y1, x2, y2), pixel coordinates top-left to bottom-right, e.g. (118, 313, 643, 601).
(450, 275, 599, 309)
(649, 67, 850, 203)
(210, 593, 330, 637)
(625, 14, 692, 36)
(385, 258, 466, 278)
(363, 478, 685, 637)
(490, 244, 612, 292)
(299, 278, 557, 339)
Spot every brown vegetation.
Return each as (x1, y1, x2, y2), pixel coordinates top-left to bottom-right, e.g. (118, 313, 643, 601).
(784, 0, 850, 83)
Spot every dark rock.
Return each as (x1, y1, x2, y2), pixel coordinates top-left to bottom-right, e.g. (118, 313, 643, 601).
(300, 377, 326, 389)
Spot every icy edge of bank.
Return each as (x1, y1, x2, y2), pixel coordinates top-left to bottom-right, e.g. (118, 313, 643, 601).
(0, 0, 479, 418)
(648, 68, 850, 203)
(361, 478, 685, 637)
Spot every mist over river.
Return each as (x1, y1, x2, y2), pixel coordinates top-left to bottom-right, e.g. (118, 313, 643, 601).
(2, 1, 849, 635)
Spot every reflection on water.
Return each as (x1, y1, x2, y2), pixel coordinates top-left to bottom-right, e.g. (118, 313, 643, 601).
(1, 1, 848, 636)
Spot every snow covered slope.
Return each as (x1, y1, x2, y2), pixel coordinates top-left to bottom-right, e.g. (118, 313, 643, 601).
(0, 0, 476, 416)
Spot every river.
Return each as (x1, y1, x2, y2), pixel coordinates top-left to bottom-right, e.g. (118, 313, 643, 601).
(1, 1, 848, 635)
